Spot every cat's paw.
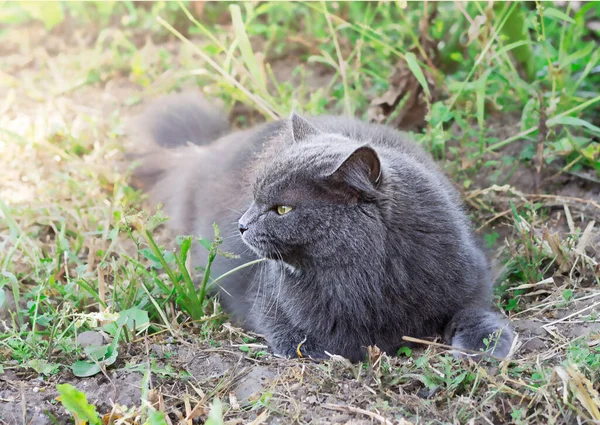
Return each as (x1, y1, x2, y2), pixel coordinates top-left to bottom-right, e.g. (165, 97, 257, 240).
(445, 308, 515, 360)
(451, 324, 514, 360)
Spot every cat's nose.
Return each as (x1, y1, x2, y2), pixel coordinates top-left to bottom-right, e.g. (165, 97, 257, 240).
(238, 222, 249, 235)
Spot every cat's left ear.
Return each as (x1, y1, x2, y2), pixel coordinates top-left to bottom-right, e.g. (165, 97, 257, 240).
(329, 145, 382, 194)
(290, 112, 321, 143)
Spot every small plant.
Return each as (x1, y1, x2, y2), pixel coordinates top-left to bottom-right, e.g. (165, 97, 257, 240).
(56, 384, 102, 425)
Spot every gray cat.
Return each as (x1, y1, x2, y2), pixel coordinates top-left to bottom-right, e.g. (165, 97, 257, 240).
(128, 93, 514, 362)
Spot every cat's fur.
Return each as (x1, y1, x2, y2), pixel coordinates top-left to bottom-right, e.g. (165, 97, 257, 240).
(129, 93, 514, 362)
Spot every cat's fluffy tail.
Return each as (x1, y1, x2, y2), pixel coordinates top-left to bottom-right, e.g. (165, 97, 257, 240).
(444, 308, 514, 360)
(127, 93, 230, 188)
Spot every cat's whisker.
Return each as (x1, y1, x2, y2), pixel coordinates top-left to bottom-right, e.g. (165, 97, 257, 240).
(250, 255, 267, 319)
(273, 248, 285, 321)
(257, 259, 269, 320)
(263, 247, 285, 321)
(221, 234, 242, 242)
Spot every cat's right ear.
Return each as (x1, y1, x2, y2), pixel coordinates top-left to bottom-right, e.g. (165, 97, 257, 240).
(328, 145, 382, 197)
(289, 112, 321, 143)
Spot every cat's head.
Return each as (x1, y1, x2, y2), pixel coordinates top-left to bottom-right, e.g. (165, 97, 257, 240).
(238, 114, 386, 267)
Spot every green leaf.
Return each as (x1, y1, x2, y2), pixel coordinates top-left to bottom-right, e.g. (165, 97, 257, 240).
(26, 359, 59, 376)
(397, 346, 412, 357)
(510, 201, 520, 223)
(230, 5, 267, 93)
(72, 343, 119, 377)
(520, 97, 539, 132)
(475, 69, 492, 131)
(84, 344, 110, 362)
(56, 384, 102, 425)
(197, 237, 212, 251)
(404, 52, 431, 100)
(543, 7, 575, 24)
(20, 2, 65, 30)
(179, 236, 193, 263)
(520, 143, 536, 161)
(71, 361, 102, 378)
(205, 398, 224, 425)
(495, 40, 534, 58)
(146, 209, 169, 232)
(0, 287, 4, 309)
(580, 143, 599, 161)
(94, 1, 117, 18)
(146, 409, 169, 425)
(558, 42, 595, 70)
(484, 232, 500, 249)
(428, 102, 453, 127)
(117, 306, 150, 333)
(562, 289, 574, 302)
(139, 248, 162, 268)
(0, 3, 30, 25)
(497, 2, 535, 82)
(548, 116, 600, 137)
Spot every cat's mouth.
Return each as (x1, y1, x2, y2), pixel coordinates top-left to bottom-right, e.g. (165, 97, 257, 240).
(241, 237, 281, 260)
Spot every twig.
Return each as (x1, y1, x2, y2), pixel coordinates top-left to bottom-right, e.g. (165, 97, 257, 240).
(476, 202, 526, 231)
(20, 382, 26, 425)
(541, 301, 600, 329)
(401, 336, 506, 362)
(525, 193, 600, 212)
(512, 291, 600, 318)
(322, 404, 397, 425)
(472, 191, 600, 231)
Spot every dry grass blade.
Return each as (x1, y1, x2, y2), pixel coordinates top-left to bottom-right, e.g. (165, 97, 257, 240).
(563, 204, 575, 234)
(542, 301, 600, 328)
(323, 404, 406, 425)
(554, 365, 600, 421)
(401, 336, 508, 362)
(155, 17, 279, 120)
(247, 410, 269, 425)
(576, 221, 596, 255)
(229, 5, 267, 94)
(506, 277, 554, 292)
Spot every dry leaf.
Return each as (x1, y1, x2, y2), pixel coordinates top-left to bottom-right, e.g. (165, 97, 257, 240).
(576, 221, 596, 255)
(367, 345, 383, 376)
(368, 4, 440, 130)
(468, 15, 487, 44)
(554, 365, 600, 420)
(229, 391, 240, 411)
(543, 229, 572, 273)
(247, 409, 269, 425)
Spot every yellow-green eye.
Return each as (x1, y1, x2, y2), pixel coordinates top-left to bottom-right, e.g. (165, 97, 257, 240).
(276, 205, 293, 215)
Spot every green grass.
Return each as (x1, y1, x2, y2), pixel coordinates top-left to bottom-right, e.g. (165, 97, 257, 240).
(1, 1, 599, 424)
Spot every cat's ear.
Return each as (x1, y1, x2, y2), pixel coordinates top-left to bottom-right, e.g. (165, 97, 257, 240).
(329, 145, 382, 193)
(289, 112, 321, 143)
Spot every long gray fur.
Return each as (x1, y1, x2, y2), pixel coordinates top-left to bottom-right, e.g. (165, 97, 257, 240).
(129, 93, 514, 362)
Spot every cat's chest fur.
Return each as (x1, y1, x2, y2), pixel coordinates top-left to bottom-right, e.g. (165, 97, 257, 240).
(261, 260, 410, 329)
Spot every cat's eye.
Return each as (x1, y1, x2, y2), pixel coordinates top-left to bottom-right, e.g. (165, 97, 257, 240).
(276, 205, 293, 215)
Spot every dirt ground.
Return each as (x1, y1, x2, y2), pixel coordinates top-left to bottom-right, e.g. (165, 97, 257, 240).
(1, 15, 599, 425)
